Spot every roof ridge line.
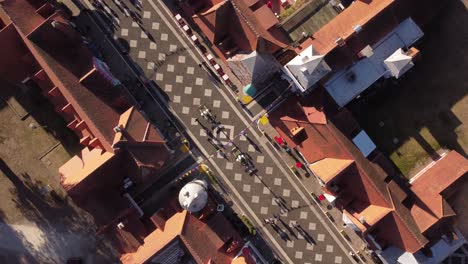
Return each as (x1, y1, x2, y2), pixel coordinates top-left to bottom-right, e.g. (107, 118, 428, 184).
(387, 186, 428, 247)
(229, 0, 260, 37)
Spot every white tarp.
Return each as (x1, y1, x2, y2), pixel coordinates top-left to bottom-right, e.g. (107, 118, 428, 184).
(384, 48, 414, 78)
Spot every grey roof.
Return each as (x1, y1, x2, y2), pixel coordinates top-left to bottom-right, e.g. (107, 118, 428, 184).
(284, 45, 331, 92)
(227, 51, 281, 86)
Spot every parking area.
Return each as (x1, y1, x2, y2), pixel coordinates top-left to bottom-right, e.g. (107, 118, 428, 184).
(349, 0, 468, 177)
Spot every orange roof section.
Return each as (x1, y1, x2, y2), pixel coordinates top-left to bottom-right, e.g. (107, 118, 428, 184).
(309, 158, 354, 184)
(231, 256, 248, 264)
(310, 0, 395, 54)
(113, 107, 164, 145)
(359, 204, 392, 226)
(270, 88, 430, 253)
(120, 211, 188, 264)
(410, 151, 468, 232)
(253, 5, 279, 30)
(192, 1, 228, 42)
(2, 0, 121, 153)
(59, 148, 114, 190)
(411, 151, 468, 197)
(121, 211, 241, 264)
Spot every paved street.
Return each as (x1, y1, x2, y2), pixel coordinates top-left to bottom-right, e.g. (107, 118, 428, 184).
(75, 0, 358, 262)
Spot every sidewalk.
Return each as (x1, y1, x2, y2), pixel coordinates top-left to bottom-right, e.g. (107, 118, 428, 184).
(258, 119, 377, 263)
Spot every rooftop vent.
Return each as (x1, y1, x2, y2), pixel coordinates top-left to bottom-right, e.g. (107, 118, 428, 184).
(359, 45, 374, 58)
(290, 126, 307, 142)
(117, 222, 125, 229)
(335, 37, 345, 47)
(359, 216, 366, 224)
(113, 125, 123, 133)
(353, 24, 362, 33)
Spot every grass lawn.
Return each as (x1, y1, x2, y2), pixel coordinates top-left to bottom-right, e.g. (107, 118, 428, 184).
(349, 0, 468, 178)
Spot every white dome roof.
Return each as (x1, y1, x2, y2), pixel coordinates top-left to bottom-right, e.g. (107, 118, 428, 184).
(178, 180, 208, 212)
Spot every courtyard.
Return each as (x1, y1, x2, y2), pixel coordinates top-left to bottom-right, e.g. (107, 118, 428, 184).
(349, 0, 468, 177)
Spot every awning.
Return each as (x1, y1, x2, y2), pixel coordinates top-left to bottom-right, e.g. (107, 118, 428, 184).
(243, 83, 256, 97)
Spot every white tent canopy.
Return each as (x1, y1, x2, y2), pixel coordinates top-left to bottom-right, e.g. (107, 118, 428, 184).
(384, 48, 414, 78)
(178, 180, 208, 213)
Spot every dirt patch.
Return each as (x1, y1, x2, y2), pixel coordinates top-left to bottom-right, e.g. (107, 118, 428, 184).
(0, 84, 118, 263)
(349, 1, 468, 177)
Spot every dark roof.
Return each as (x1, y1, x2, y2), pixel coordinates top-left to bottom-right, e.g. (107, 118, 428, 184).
(0, 0, 46, 35)
(2, 1, 120, 152)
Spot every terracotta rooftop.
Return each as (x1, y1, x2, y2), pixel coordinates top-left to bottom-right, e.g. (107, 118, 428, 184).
(59, 147, 115, 190)
(410, 151, 468, 233)
(120, 211, 188, 264)
(188, 0, 289, 60)
(310, 0, 395, 54)
(253, 5, 279, 31)
(0, 0, 45, 35)
(121, 211, 243, 264)
(309, 158, 354, 184)
(112, 107, 169, 174)
(113, 107, 164, 145)
(269, 89, 348, 163)
(269, 88, 429, 253)
(192, 1, 230, 43)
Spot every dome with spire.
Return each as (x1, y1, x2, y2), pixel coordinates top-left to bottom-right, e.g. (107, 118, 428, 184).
(178, 180, 208, 213)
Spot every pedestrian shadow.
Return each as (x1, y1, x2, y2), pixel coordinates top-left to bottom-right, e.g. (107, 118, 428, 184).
(271, 223, 290, 242)
(278, 217, 297, 240)
(295, 225, 316, 245)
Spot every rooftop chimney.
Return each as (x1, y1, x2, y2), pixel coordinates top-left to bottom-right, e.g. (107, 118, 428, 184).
(150, 210, 167, 231)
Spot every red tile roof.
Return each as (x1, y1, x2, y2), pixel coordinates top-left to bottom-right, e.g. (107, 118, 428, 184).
(270, 88, 429, 253)
(410, 151, 468, 233)
(269, 89, 348, 163)
(121, 211, 243, 264)
(310, 0, 395, 55)
(113, 107, 170, 173)
(2, 2, 121, 152)
(253, 5, 278, 31)
(188, 0, 289, 60)
(0, 0, 46, 35)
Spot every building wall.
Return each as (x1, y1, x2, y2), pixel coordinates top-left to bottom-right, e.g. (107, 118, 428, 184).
(448, 180, 468, 239)
(0, 24, 40, 82)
